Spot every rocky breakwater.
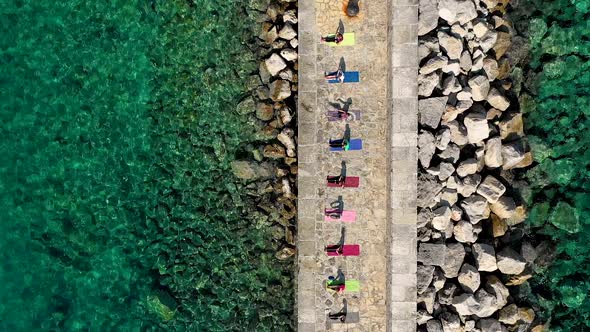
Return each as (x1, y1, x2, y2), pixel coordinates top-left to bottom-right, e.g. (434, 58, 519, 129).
(416, 0, 541, 331)
(230, 0, 299, 261)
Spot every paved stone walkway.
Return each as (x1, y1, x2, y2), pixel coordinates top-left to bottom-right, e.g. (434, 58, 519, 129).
(297, 0, 417, 331)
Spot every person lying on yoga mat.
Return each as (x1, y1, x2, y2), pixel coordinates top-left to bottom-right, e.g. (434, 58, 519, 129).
(328, 298, 348, 322)
(328, 311, 347, 322)
(325, 243, 343, 254)
(321, 32, 344, 43)
(329, 138, 350, 150)
(327, 175, 345, 186)
(324, 69, 345, 83)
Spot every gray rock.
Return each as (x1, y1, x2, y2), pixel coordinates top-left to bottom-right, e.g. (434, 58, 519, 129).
(498, 304, 520, 325)
(280, 48, 298, 62)
(501, 140, 526, 169)
(264, 53, 287, 77)
(277, 131, 296, 157)
(473, 20, 492, 39)
(440, 187, 459, 206)
(457, 288, 498, 317)
(438, 31, 463, 59)
(477, 175, 506, 203)
(496, 247, 527, 275)
(269, 80, 291, 101)
(464, 109, 490, 144)
(437, 282, 458, 305)
(491, 196, 517, 219)
(461, 194, 490, 222)
(418, 265, 436, 294)
(418, 310, 434, 325)
(419, 71, 441, 97)
(473, 243, 497, 271)
(454, 220, 481, 243)
(419, 0, 440, 35)
(426, 319, 444, 332)
(521, 242, 538, 263)
(418, 243, 446, 266)
(438, 143, 461, 163)
(442, 243, 465, 278)
(487, 88, 510, 111)
(419, 131, 437, 168)
(259, 60, 272, 84)
(436, 128, 452, 150)
(420, 56, 449, 75)
(442, 61, 462, 76)
(282, 9, 297, 24)
(441, 76, 462, 95)
(485, 275, 510, 309)
(457, 174, 482, 197)
(460, 50, 473, 72)
(428, 162, 455, 181)
(432, 267, 446, 291)
(438, 0, 478, 24)
(418, 286, 437, 313)
(450, 204, 463, 221)
(432, 206, 452, 231)
(483, 57, 499, 81)
(446, 120, 469, 146)
(418, 173, 444, 208)
(479, 29, 499, 53)
(458, 263, 481, 293)
(469, 75, 491, 101)
(440, 312, 463, 332)
(420, 97, 449, 129)
(479, 318, 508, 332)
(485, 137, 503, 168)
(278, 23, 297, 40)
(457, 158, 478, 177)
(464, 320, 476, 331)
(420, 36, 441, 61)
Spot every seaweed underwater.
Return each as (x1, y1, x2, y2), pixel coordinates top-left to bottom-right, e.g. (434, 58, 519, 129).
(0, 1, 293, 331)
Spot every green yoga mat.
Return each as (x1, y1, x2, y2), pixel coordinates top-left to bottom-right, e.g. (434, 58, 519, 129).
(327, 33, 356, 46)
(345, 280, 360, 292)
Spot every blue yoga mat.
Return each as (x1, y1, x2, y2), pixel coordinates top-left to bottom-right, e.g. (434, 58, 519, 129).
(328, 71, 360, 83)
(330, 139, 363, 151)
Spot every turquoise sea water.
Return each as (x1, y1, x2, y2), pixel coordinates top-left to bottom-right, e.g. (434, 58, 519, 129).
(0, 1, 293, 330)
(513, 0, 590, 330)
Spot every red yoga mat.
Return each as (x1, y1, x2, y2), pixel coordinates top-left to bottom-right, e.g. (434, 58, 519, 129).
(326, 244, 361, 256)
(326, 176, 360, 188)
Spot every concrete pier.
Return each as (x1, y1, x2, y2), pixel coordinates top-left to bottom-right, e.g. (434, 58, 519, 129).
(297, 0, 418, 330)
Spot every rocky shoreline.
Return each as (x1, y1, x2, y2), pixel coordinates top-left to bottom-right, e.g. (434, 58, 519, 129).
(416, 0, 543, 331)
(231, 0, 299, 260)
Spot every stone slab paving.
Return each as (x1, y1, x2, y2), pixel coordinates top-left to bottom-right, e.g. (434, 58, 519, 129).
(297, 0, 417, 331)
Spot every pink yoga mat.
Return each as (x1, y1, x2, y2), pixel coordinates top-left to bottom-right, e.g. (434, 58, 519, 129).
(324, 210, 357, 222)
(326, 177, 360, 188)
(326, 244, 361, 256)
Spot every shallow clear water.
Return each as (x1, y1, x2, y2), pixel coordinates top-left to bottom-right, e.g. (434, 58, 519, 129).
(0, 1, 293, 330)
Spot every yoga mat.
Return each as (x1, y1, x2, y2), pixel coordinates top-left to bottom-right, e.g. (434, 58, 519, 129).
(326, 110, 361, 121)
(328, 71, 359, 83)
(326, 33, 356, 46)
(326, 176, 360, 188)
(330, 139, 363, 151)
(326, 244, 360, 256)
(326, 279, 360, 292)
(326, 312, 360, 326)
(324, 210, 356, 222)
(345, 280, 360, 292)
